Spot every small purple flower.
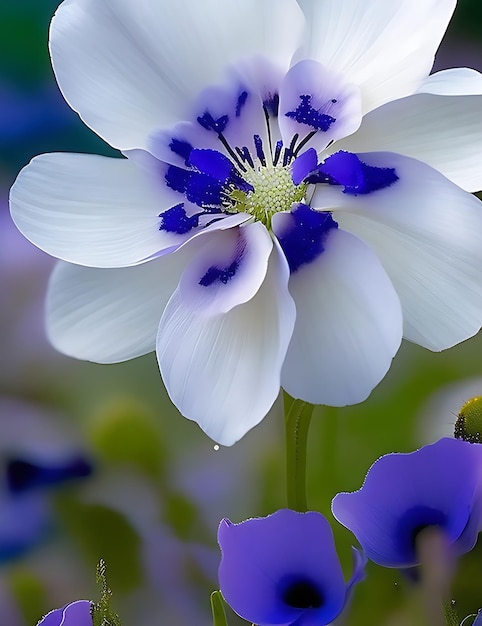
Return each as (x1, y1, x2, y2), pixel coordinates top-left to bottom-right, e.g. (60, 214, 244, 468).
(332, 438, 482, 568)
(37, 600, 92, 626)
(218, 509, 365, 626)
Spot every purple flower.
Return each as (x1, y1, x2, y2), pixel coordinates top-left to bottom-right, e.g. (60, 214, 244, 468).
(332, 438, 482, 568)
(37, 600, 92, 626)
(218, 509, 365, 626)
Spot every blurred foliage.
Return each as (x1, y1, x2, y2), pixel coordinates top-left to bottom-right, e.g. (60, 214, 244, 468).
(89, 398, 168, 482)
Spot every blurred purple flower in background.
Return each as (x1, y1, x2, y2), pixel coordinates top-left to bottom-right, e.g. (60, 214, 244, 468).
(218, 509, 365, 626)
(36, 600, 92, 626)
(0, 398, 92, 562)
(332, 437, 482, 568)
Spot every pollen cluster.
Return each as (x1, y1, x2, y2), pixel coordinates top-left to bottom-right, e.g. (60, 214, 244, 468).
(231, 165, 306, 227)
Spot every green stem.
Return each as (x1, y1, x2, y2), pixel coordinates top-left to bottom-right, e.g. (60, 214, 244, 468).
(210, 591, 228, 626)
(284, 394, 315, 512)
(442, 600, 460, 626)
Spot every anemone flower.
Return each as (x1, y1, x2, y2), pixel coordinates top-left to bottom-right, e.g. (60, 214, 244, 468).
(218, 509, 365, 626)
(10, 0, 482, 445)
(37, 600, 92, 626)
(331, 438, 482, 568)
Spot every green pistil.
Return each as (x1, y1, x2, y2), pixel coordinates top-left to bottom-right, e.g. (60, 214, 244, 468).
(231, 165, 306, 228)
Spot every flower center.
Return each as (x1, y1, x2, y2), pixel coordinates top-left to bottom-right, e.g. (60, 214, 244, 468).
(230, 164, 306, 227)
(280, 577, 324, 609)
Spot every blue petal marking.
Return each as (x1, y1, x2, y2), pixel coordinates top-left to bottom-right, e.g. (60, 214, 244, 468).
(165, 165, 224, 208)
(277, 203, 338, 273)
(312, 151, 399, 195)
(165, 165, 190, 194)
(199, 260, 239, 287)
(197, 111, 229, 133)
(263, 93, 280, 117)
(189, 148, 253, 194)
(189, 149, 234, 183)
(7, 457, 92, 494)
(169, 138, 193, 165)
(291, 148, 318, 185)
(236, 91, 249, 117)
(186, 171, 225, 207)
(160, 204, 200, 234)
(286, 94, 336, 132)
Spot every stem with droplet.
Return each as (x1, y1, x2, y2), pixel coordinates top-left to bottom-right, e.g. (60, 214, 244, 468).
(284, 393, 315, 512)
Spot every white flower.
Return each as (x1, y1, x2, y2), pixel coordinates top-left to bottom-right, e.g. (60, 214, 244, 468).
(9, 0, 482, 445)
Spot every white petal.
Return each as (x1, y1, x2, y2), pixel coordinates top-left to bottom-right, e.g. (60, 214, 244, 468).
(314, 152, 482, 351)
(50, 0, 304, 150)
(46, 250, 189, 363)
(281, 227, 402, 406)
(9, 153, 183, 268)
(418, 68, 482, 95)
(296, 0, 456, 112)
(157, 244, 296, 446)
(336, 93, 482, 191)
(179, 222, 272, 317)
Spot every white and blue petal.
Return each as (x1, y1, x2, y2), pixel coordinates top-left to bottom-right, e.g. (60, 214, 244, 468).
(278, 59, 362, 155)
(313, 152, 482, 351)
(9, 153, 181, 268)
(273, 213, 402, 406)
(46, 250, 190, 363)
(50, 0, 305, 150)
(335, 91, 482, 192)
(157, 241, 296, 446)
(296, 0, 456, 112)
(179, 222, 272, 317)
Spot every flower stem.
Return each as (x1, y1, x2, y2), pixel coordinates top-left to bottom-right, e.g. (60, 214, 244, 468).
(284, 393, 315, 512)
(442, 600, 460, 626)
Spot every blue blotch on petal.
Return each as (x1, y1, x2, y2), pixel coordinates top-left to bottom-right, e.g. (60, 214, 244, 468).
(197, 111, 229, 133)
(291, 148, 318, 185)
(199, 260, 239, 287)
(160, 204, 200, 234)
(189, 149, 253, 194)
(165, 164, 190, 194)
(185, 171, 225, 207)
(314, 151, 399, 195)
(6, 457, 92, 494)
(277, 204, 338, 273)
(169, 138, 193, 166)
(236, 91, 249, 117)
(286, 94, 336, 132)
(189, 149, 234, 183)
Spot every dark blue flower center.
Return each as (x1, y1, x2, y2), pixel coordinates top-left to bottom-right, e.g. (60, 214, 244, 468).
(395, 505, 449, 560)
(280, 577, 324, 609)
(156, 70, 400, 274)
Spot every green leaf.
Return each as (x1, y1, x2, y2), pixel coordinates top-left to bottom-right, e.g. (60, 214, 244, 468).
(210, 591, 228, 626)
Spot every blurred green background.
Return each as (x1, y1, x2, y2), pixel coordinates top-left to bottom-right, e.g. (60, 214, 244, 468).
(1, 1, 482, 624)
